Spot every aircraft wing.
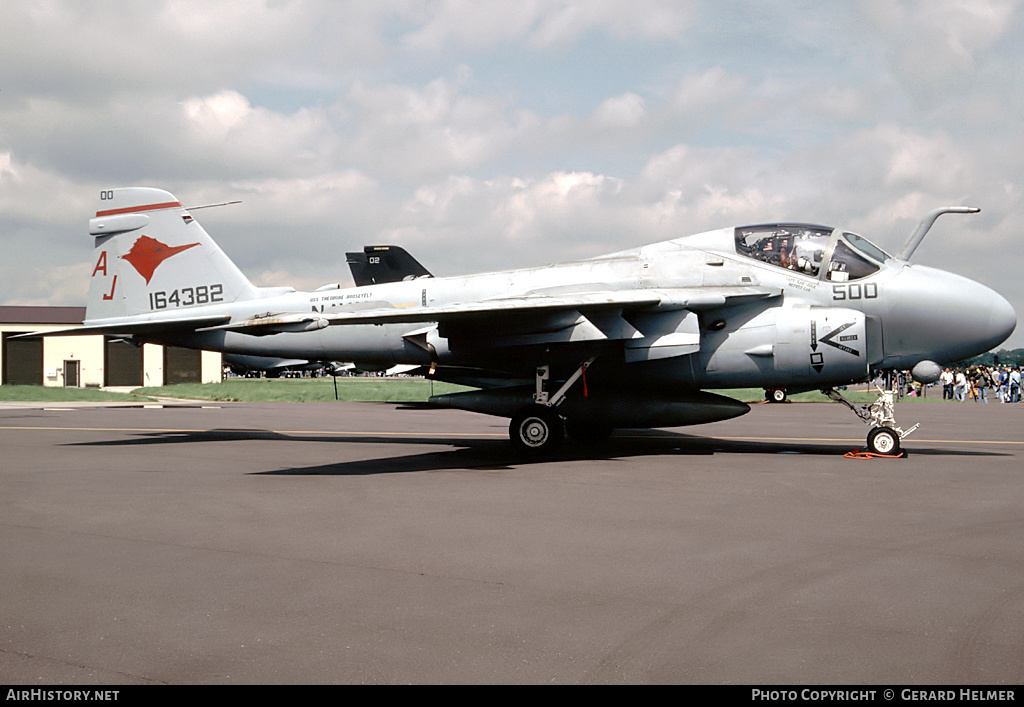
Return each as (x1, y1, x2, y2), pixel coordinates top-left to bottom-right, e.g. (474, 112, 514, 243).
(207, 286, 780, 361)
(207, 286, 778, 331)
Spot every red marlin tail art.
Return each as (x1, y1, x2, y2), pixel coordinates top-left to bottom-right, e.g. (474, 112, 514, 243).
(121, 235, 201, 284)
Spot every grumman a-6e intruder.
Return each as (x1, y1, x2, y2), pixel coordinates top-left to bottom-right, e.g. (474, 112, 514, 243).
(35, 188, 1017, 454)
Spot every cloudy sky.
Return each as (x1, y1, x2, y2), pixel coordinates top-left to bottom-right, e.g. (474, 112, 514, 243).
(3, 0, 1023, 347)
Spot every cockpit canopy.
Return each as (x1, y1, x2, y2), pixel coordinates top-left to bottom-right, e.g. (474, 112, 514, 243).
(734, 224, 892, 281)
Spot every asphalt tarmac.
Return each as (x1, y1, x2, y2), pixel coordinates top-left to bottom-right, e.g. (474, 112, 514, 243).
(2, 398, 1023, 685)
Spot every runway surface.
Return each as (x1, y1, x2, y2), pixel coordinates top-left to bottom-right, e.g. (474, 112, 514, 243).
(2, 398, 1023, 684)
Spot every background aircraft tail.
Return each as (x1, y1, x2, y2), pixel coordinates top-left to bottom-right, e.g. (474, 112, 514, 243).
(86, 187, 258, 322)
(346, 245, 432, 286)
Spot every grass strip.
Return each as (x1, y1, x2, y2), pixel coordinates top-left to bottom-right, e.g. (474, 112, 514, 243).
(0, 385, 152, 402)
(2, 378, 945, 405)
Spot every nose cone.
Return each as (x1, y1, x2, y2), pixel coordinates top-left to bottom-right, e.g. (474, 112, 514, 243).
(988, 290, 1019, 350)
(883, 265, 1016, 365)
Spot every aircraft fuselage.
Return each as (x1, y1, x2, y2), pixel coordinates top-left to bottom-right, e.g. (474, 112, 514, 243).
(140, 225, 1014, 393)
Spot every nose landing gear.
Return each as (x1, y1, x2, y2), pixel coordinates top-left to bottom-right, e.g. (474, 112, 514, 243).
(824, 386, 918, 455)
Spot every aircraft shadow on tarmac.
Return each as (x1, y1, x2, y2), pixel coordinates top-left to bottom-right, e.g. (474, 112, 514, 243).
(68, 428, 1008, 476)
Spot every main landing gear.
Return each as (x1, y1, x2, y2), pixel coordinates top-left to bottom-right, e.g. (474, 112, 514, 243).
(509, 358, 598, 453)
(823, 386, 919, 455)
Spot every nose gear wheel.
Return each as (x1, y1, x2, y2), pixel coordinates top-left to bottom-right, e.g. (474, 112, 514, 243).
(866, 426, 900, 455)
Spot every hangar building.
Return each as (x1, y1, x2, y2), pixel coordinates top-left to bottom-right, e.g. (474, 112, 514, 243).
(1, 305, 222, 388)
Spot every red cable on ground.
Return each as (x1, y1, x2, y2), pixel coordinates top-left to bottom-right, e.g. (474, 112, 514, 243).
(843, 449, 906, 460)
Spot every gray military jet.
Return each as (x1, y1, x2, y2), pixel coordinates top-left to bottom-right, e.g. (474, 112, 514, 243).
(41, 188, 1016, 454)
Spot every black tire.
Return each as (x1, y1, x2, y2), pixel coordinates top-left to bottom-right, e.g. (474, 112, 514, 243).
(565, 418, 614, 444)
(867, 426, 901, 455)
(768, 388, 787, 403)
(509, 405, 564, 452)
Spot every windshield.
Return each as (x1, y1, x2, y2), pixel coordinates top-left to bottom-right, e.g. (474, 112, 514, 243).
(825, 232, 889, 281)
(844, 232, 890, 263)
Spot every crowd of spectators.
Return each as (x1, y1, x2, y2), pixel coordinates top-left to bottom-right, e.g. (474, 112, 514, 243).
(935, 366, 1023, 403)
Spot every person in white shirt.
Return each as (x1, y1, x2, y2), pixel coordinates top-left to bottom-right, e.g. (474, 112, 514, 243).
(940, 368, 954, 400)
(954, 369, 968, 402)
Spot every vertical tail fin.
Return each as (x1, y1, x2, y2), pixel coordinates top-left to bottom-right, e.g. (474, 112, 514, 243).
(345, 245, 433, 286)
(86, 188, 257, 322)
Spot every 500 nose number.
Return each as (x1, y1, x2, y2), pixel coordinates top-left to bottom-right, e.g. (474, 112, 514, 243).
(832, 283, 878, 301)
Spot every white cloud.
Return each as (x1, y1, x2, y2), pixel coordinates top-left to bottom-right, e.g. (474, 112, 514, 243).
(0, 263, 90, 307)
(880, 127, 969, 192)
(400, 0, 697, 50)
(174, 91, 337, 177)
(0, 0, 397, 102)
(805, 86, 875, 122)
(0, 153, 91, 229)
(858, 0, 1020, 105)
(182, 91, 253, 137)
(0, 152, 18, 183)
(336, 77, 542, 180)
(592, 93, 646, 128)
(670, 67, 746, 114)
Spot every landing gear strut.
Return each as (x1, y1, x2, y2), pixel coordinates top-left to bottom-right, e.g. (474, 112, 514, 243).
(823, 385, 918, 455)
(509, 358, 597, 452)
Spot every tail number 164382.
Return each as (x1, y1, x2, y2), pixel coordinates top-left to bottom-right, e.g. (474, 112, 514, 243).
(150, 284, 224, 309)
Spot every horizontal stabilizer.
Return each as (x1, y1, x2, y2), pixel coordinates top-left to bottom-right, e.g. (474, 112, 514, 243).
(11, 314, 231, 339)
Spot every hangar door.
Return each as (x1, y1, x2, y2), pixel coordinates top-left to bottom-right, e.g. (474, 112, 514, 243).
(2, 334, 43, 385)
(163, 346, 201, 385)
(105, 338, 143, 387)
